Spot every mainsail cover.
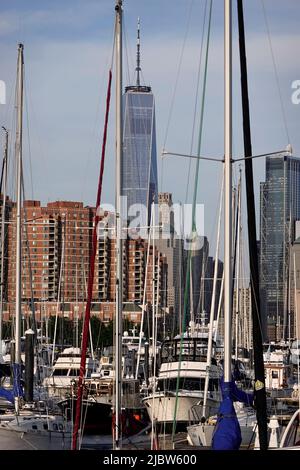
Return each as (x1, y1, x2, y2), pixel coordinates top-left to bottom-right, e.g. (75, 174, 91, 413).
(0, 363, 23, 403)
(0, 364, 23, 404)
(212, 379, 253, 450)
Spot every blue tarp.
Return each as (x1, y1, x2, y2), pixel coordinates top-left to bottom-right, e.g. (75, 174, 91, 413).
(0, 387, 14, 403)
(0, 363, 24, 404)
(12, 363, 24, 399)
(212, 378, 253, 451)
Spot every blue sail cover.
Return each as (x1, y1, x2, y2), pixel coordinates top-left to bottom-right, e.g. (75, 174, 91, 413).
(13, 363, 24, 399)
(0, 387, 14, 403)
(212, 379, 253, 450)
(0, 364, 24, 404)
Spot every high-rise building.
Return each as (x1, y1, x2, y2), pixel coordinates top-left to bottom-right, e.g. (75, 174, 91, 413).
(187, 234, 209, 320)
(3, 199, 167, 324)
(122, 21, 158, 228)
(232, 286, 252, 350)
(158, 193, 174, 233)
(0, 195, 12, 303)
(7, 200, 93, 303)
(156, 192, 183, 333)
(205, 256, 223, 319)
(289, 227, 300, 340)
(260, 152, 300, 340)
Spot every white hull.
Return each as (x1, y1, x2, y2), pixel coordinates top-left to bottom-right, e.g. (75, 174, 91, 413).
(0, 427, 151, 450)
(187, 406, 257, 448)
(187, 421, 255, 448)
(0, 428, 72, 450)
(143, 393, 219, 424)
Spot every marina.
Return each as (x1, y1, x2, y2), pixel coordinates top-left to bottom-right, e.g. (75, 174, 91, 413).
(0, 0, 300, 456)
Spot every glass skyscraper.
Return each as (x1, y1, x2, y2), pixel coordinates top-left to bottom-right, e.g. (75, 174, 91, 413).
(121, 22, 158, 229)
(122, 85, 158, 228)
(260, 153, 300, 340)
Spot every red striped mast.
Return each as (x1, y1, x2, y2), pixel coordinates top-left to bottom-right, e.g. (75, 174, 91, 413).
(72, 68, 112, 450)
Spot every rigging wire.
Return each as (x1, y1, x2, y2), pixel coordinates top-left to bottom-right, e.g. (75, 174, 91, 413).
(80, 20, 115, 205)
(123, 15, 134, 87)
(160, 0, 195, 194)
(261, 0, 291, 145)
(185, 0, 208, 204)
(72, 65, 113, 450)
(22, 64, 50, 201)
(172, 0, 213, 440)
(24, 67, 34, 200)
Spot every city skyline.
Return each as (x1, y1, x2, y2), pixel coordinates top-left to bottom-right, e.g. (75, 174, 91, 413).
(0, 1, 300, 257)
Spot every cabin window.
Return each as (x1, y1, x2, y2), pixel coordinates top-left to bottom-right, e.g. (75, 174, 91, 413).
(157, 378, 213, 392)
(272, 371, 279, 379)
(53, 369, 70, 376)
(69, 369, 79, 376)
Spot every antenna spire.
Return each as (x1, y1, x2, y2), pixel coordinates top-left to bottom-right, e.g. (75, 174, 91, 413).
(136, 17, 141, 87)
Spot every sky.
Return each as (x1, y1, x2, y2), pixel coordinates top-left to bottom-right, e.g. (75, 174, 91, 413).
(0, 0, 300, 260)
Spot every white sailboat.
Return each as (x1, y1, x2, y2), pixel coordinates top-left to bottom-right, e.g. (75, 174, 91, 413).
(0, 43, 72, 451)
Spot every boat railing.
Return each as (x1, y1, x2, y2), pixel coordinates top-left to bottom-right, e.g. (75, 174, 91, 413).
(160, 338, 217, 364)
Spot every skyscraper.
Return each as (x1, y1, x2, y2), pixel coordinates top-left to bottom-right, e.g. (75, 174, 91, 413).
(122, 20, 158, 228)
(260, 152, 300, 340)
(157, 192, 183, 322)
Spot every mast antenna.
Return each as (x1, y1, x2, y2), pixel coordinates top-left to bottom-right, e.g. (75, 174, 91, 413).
(136, 17, 141, 87)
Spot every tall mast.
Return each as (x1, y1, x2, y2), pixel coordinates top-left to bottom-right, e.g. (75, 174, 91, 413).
(115, 0, 123, 450)
(15, 43, 24, 415)
(237, 0, 268, 449)
(235, 168, 242, 360)
(0, 127, 8, 344)
(203, 168, 224, 417)
(136, 18, 141, 87)
(224, 0, 232, 383)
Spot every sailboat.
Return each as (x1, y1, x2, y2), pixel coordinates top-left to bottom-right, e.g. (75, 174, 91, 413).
(0, 43, 73, 451)
(71, 0, 151, 450)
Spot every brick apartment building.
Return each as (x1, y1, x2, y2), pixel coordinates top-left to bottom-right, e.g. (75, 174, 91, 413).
(1, 199, 167, 324)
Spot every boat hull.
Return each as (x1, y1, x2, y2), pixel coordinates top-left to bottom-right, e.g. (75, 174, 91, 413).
(0, 428, 72, 450)
(142, 393, 219, 426)
(58, 397, 149, 436)
(187, 422, 256, 448)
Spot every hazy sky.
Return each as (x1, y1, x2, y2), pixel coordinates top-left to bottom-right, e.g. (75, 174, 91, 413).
(0, 0, 300, 258)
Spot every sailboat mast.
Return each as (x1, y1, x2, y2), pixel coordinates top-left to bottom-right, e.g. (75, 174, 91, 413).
(0, 127, 8, 344)
(115, 0, 123, 450)
(15, 44, 24, 380)
(237, 0, 268, 449)
(235, 169, 242, 360)
(203, 168, 224, 417)
(224, 0, 232, 383)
